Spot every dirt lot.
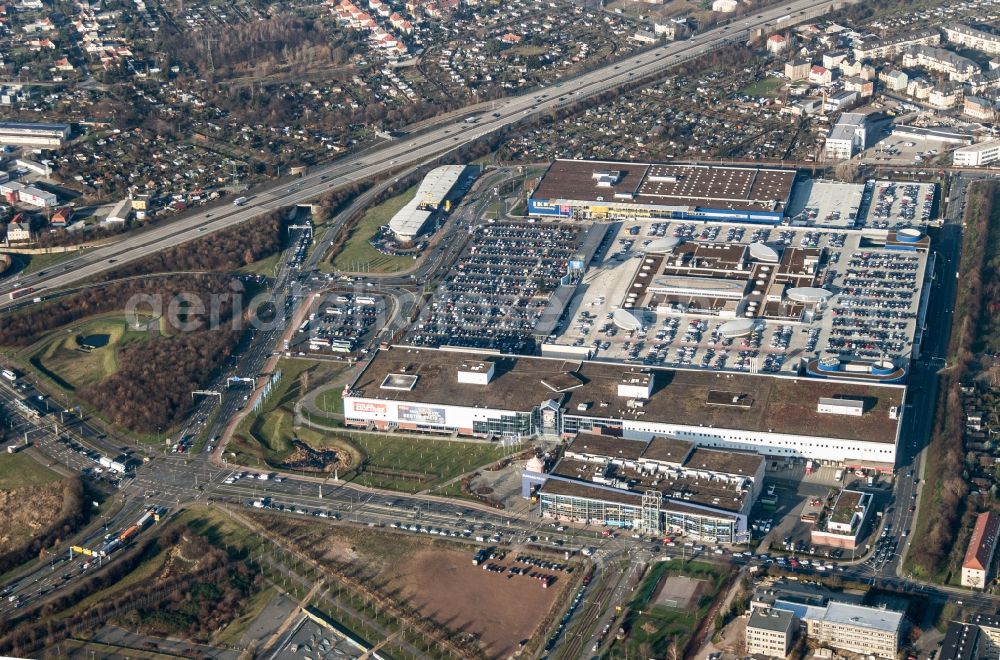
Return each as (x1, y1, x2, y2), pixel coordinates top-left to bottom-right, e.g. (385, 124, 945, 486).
(0, 482, 65, 554)
(654, 575, 706, 610)
(392, 548, 565, 657)
(254, 516, 574, 658)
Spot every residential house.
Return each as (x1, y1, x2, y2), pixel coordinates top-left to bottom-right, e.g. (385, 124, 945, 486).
(809, 65, 832, 84)
(961, 511, 1000, 588)
(632, 29, 656, 45)
(785, 58, 810, 80)
(767, 34, 788, 54)
(50, 206, 73, 227)
(4, 218, 34, 243)
(880, 68, 908, 92)
(843, 76, 874, 97)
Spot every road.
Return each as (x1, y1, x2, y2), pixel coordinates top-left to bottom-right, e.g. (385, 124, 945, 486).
(0, 0, 846, 310)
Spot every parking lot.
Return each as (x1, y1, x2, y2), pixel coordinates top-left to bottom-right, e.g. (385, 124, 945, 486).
(542, 216, 929, 373)
(405, 221, 596, 352)
(297, 291, 385, 356)
(865, 180, 937, 229)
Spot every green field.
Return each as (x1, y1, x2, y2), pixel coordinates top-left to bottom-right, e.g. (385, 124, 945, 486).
(29, 315, 153, 391)
(315, 387, 344, 415)
(0, 452, 63, 489)
(234, 358, 507, 492)
(19, 251, 83, 276)
(611, 560, 730, 657)
(214, 586, 278, 646)
(337, 432, 507, 492)
(238, 250, 282, 277)
(330, 186, 419, 274)
(740, 77, 785, 97)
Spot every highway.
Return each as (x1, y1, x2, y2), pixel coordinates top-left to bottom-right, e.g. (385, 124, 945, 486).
(0, 0, 846, 310)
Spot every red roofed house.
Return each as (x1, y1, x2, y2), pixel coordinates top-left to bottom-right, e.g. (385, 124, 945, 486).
(766, 34, 788, 54)
(962, 511, 1000, 588)
(501, 33, 522, 44)
(50, 206, 73, 227)
(809, 65, 832, 84)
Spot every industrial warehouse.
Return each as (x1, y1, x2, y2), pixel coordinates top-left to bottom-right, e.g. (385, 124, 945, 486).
(343, 346, 905, 468)
(527, 159, 797, 224)
(521, 433, 765, 542)
(387, 165, 472, 242)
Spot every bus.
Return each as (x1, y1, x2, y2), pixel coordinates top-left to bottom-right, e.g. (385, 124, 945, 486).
(233, 196, 248, 206)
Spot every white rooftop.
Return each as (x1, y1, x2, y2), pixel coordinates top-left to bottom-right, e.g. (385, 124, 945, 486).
(773, 599, 903, 634)
(389, 165, 466, 241)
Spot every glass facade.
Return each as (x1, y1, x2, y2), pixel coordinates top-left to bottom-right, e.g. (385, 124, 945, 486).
(472, 412, 532, 436)
(561, 415, 623, 436)
(539, 489, 737, 542)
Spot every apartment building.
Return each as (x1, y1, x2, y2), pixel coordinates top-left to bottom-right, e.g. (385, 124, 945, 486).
(4, 220, 34, 244)
(853, 28, 940, 61)
(964, 95, 997, 122)
(961, 510, 1000, 588)
(784, 58, 811, 80)
(939, 613, 1000, 660)
(903, 45, 980, 82)
(879, 68, 908, 92)
(824, 113, 867, 160)
(944, 24, 1000, 56)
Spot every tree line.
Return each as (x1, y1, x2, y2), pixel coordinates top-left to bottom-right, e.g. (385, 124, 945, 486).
(0, 273, 236, 346)
(0, 523, 261, 657)
(909, 183, 994, 576)
(82, 327, 241, 433)
(101, 208, 288, 279)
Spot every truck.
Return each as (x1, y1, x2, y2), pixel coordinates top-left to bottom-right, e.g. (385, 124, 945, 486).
(8, 287, 34, 301)
(98, 538, 121, 557)
(1, 369, 17, 382)
(119, 525, 140, 542)
(233, 196, 248, 206)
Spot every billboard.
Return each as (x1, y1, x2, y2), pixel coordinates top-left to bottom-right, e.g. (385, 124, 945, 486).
(353, 401, 387, 414)
(398, 404, 447, 426)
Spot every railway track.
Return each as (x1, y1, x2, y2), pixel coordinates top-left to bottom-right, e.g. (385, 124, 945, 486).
(553, 567, 617, 660)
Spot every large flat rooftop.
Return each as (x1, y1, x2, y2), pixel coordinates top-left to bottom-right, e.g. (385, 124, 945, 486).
(350, 347, 904, 444)
(530, 159, 796, 213)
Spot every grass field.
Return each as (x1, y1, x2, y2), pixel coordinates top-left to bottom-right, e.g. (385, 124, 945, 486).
(214, 586, 278, 646)
(611, 560, 729, 657)
(0, 452, 63, 489)
(238, 251, 282, 277)
(740, 77, 785, 97)
(29, 315, 153, 391)
(233, 357, 508, 492)
(315, 387, 344, 415)
(237, 358, 351, 453)
(330, 186, 419, 274)
(19, 251, 82, 276)
(333, 432, 507, 492)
